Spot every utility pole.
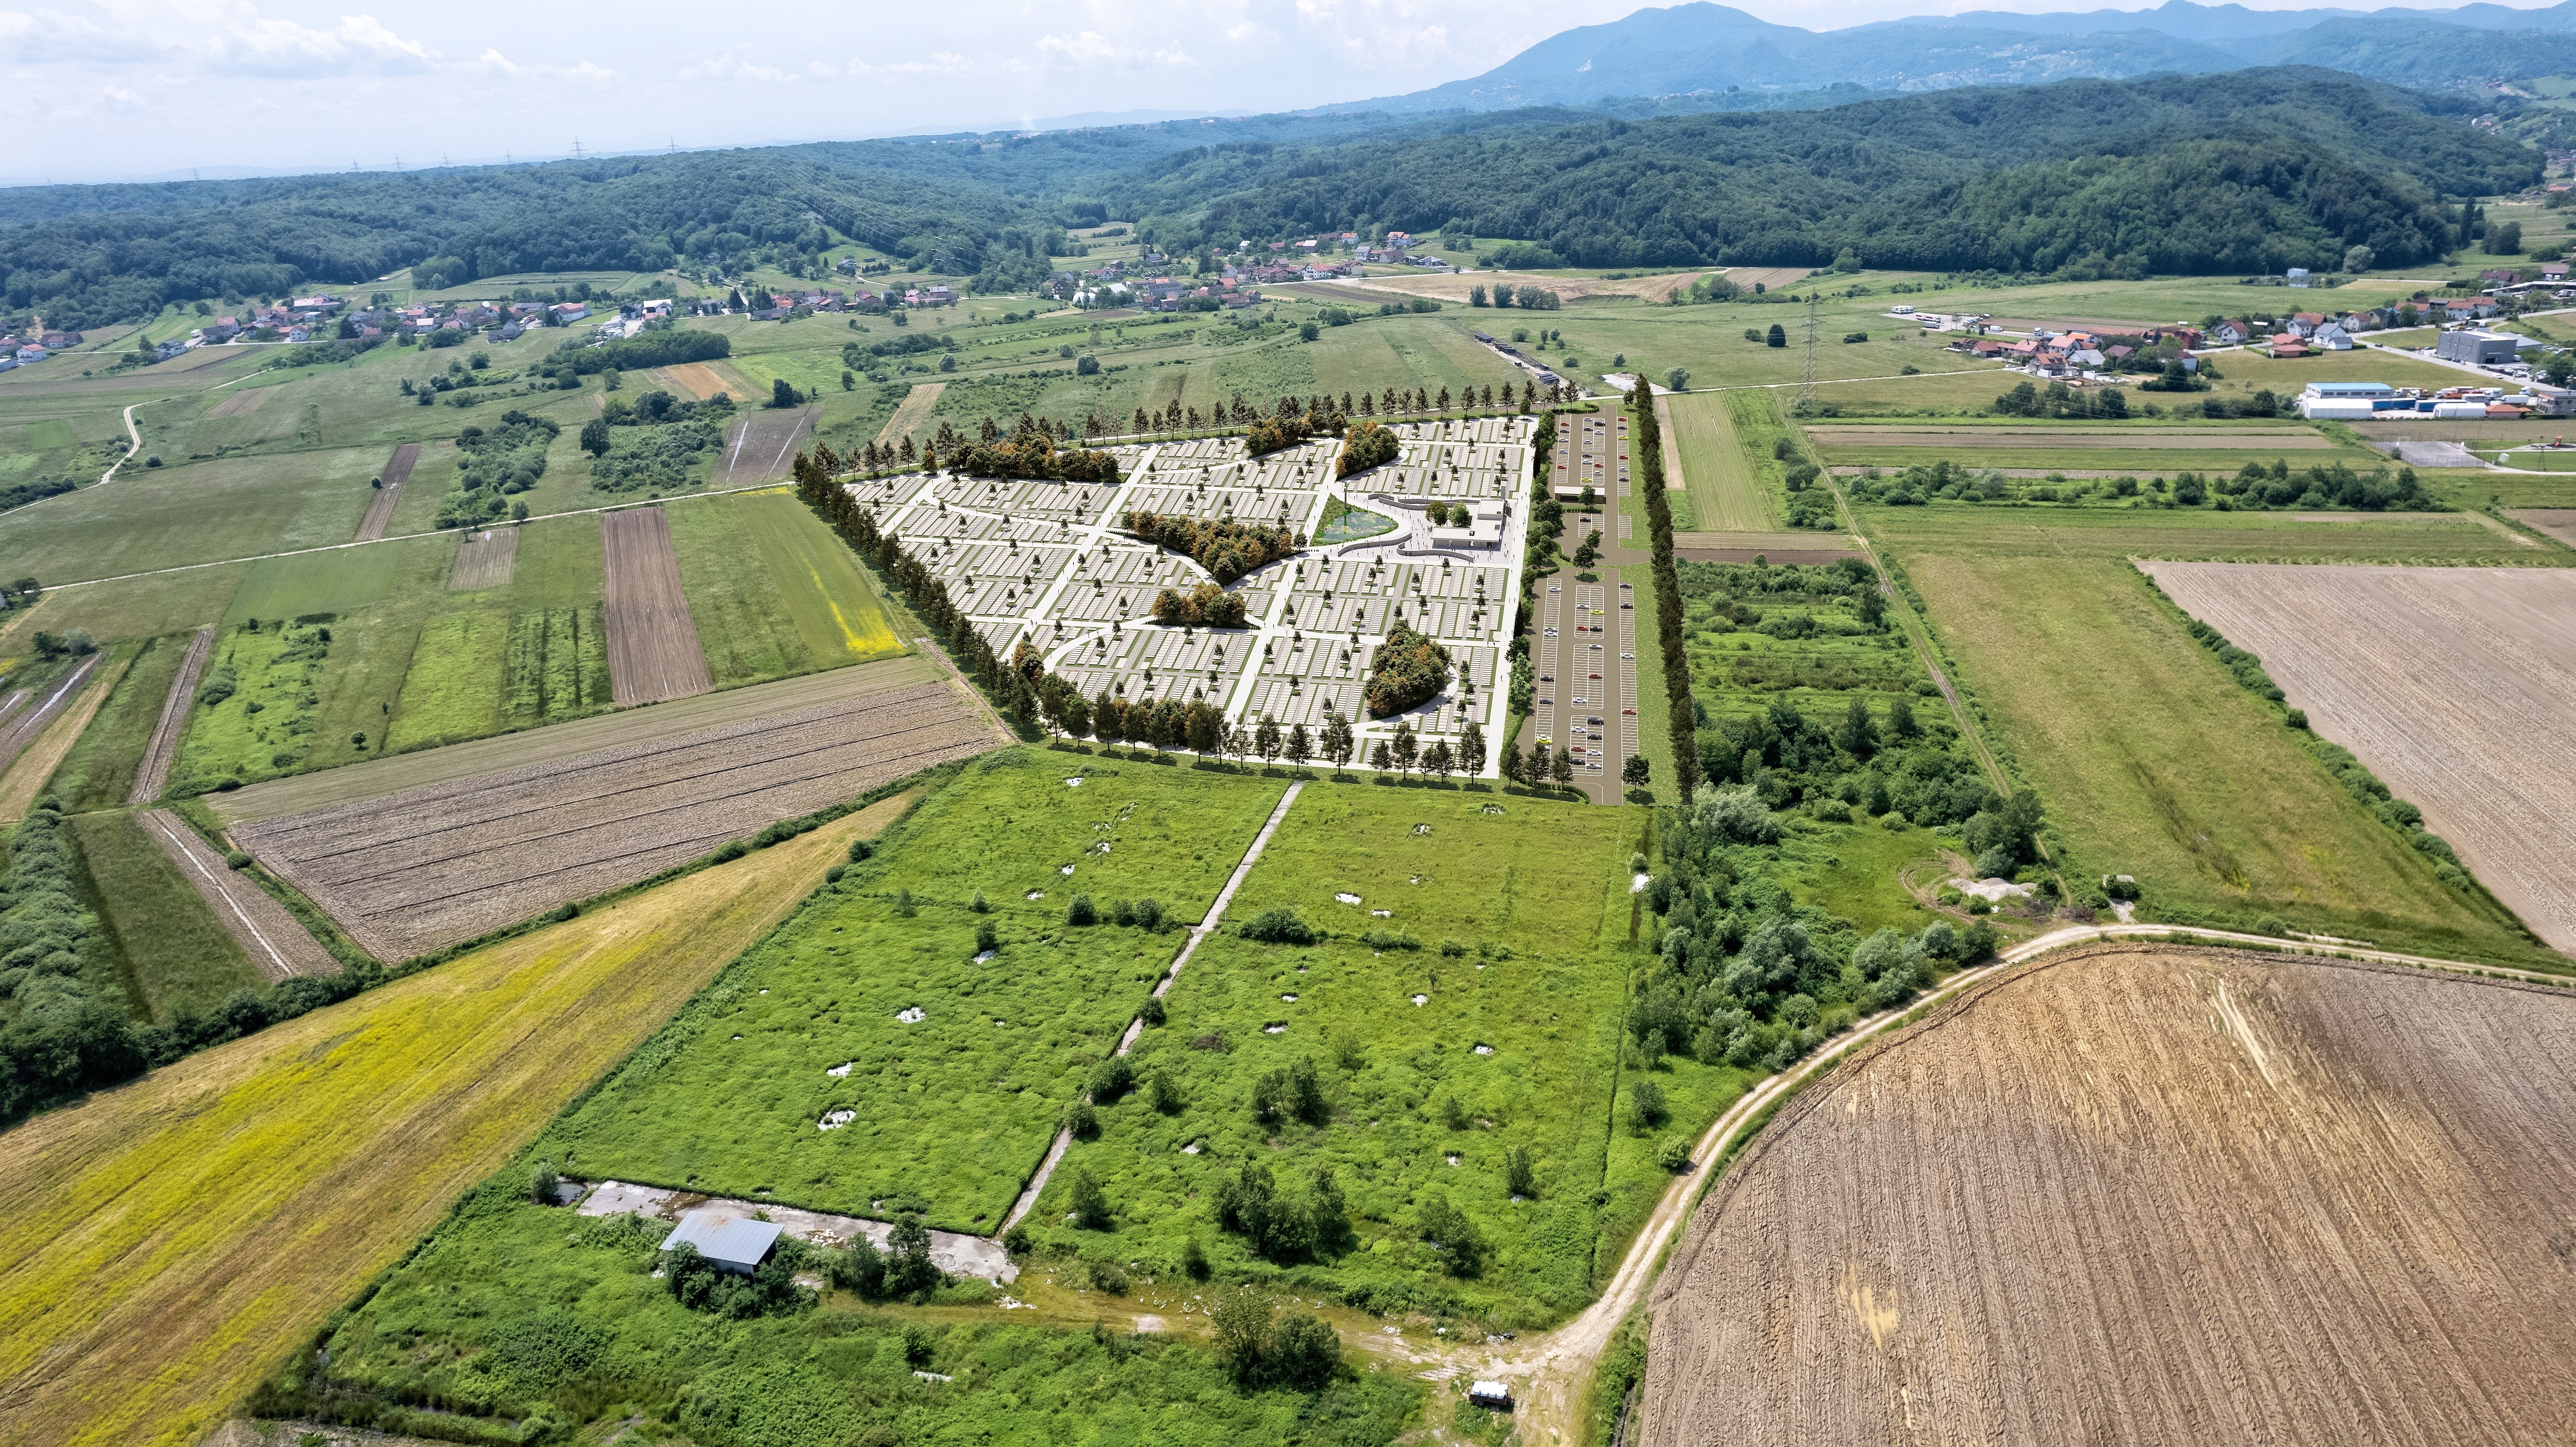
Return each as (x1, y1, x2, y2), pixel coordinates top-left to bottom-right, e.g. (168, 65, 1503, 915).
(1797, 293, 1820, 416)
(572, 137, 585, 159)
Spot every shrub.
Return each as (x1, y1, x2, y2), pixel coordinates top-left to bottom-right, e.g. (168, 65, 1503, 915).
(531, 1159, 560, 1203)
(1139, 994, 1166, 1026)
(1181, 1235, 1211, 1280)
(847, 839, 875, 863)
(1065, 1099, 1099, 1138)
(973, 920, 998, 954)
(1065, 893, 1097, 926)
(1086, 1257, 1129, 1293)
(1089, 1055, 1137, 1102)
(1627, 1077, 1667, 1130)
(1657, 1136, 1693, 1172)
(1503, 1144, 1536, 1198)
(1069, 1168, 1114, 1230)
(1239, 906, 1317, 945)
(224, 850, 253, 870)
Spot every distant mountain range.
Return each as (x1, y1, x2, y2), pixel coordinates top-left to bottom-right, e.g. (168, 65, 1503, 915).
(1328, 0, 2576, 111)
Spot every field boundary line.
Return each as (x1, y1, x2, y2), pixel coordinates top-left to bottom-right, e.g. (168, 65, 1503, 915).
(140, 808, 338, 981)
(131, 626, 216, 805)
(999, 779, 1305, 1234)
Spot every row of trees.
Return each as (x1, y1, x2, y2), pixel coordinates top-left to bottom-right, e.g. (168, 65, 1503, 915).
(1632, 380, 1701, 797)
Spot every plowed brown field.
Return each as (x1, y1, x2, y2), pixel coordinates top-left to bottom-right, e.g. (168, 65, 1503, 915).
(355, 443, 416, 542)
(600, 507, 711, 704)
(1643, 945, 2576, 1447)
(2142, 561, 2576, 955)
(228, 670, 992, 957)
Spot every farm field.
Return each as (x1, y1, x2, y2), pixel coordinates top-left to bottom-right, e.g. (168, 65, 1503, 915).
(1866, 504, 2552, 566)
(0, 654, 123, 821)
(122, 627, 213, 806)
(1662, 391, 1776, 532)
(354, 442, 415, 541)
(0, 655, 105, 784)
(1892, 545, 2544, 961)
(33, 632, 195, 812)
(136, 808, 339, 981)
(0, 798, 908, 1447)
(599, 506, 714, 704)
(538, 750, 1290, 1231)
(665, 488, 906, 687)
(60, 809, 264, 1023)
(2144, 561, 2576, 956)
(228, 654, 996, 957)
(1643, 946, 2576, 1447)
(387, 517, 607, 750)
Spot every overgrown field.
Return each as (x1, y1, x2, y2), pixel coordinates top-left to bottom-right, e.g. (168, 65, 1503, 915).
(538, 751, 1290, 1230)
(1023, 787, 1748, 1329)
(60, 810, 262, 1023)
(1643, 947, 2576, 1446)
(0, 797, 911, 1447)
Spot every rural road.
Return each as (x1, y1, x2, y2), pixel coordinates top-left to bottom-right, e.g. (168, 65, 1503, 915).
(999, 781, 1305, 1235)
(1381, 917, 2571, 1441)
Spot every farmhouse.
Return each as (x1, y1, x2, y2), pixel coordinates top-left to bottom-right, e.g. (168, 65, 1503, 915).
(659, 1208, 782, 1275)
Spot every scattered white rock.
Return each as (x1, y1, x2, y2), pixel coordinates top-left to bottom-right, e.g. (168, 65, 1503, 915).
(1473, 1044, 1494, 1056)
(731, 1034, 743, 1041)
(1371, 909, 1392, 918)
(1264, 1024, 1288, 1034)
(826, 1061, 854, 1077)
(1026, 890, 1045, 901)
(818, 1109, 857, 1131)
(1336, 892, 1362, 904)
(1446, 1153, 1462, 1167)
(1631, 872, 1651, 894)
(1065, 777, 1084, 787)
(1281, 993, 1298, 1003)
(1951, 876, 2035, 902)
(1412, 994, 1429, 1006)
(1182, 1142, 1202, 1154)
(1061, 863, 1077, 875)
(2112, 900, 2136, 923)
(896, 1006, 926, 1023)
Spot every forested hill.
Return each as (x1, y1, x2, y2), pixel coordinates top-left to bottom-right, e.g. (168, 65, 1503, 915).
(0, 67, 2542, 327)
(1115, 69, 2539, 275)
(0, 150, 1070, 329)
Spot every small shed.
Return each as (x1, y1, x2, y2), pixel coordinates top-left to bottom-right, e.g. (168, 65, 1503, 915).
(659, 1209, 784, 1276)
(1470, 1380, 1514, 1410)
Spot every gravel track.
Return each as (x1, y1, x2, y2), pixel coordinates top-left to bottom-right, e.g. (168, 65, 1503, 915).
(601, 507, 713, 705)
(140, 808, 339, 980)
(1641, 945, 2576, 1447)
(356, 443, 417, 543)
(129, 626, 214, 805)
(2143, 561, 2576, 955)
(232, 680, 989, 957)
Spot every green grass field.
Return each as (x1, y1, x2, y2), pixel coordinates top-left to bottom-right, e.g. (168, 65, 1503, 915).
(46, 633, 191, 812)
(1864, 504, 2557, 565)
(537, 752, 1291, 1231)
(665, 490, 906, 688)
(386, 517, 611, 749)
(63, 811, 263, 1024)
(1025, 784, 1731, 1326)
(1887, 539, 2548, 962)
(1664, 392, 1777, 532)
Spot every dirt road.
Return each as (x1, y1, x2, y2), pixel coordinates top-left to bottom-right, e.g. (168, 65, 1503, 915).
(130, 627, 215, 805)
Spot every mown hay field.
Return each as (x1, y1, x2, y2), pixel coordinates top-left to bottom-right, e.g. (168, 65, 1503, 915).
(0, 797, 911, 1447)
(537, 751, 1288, 1231)
(1644, 946, 2576, 1447)
(1895, 547, 2540, 961)
(1663, 391, 1777, 533)
(2144, 561, 2576, 956)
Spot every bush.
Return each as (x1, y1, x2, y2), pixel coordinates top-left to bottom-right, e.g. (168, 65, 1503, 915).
(1065, 1099, 1099, 1138)
(1065, 893, 1097, 926)
(847, 839, 875, 863)
(1069, 1167, 1114, 1230)
(1139, 994, 1166, 1026)
(1626, 1077, 1667, 1130)
(224, 850, 253, 870)
(1086, 1256, 1130, 1293)
(1238, 906, 1316, 945)
(531, 1159, 560, 1203)
(1089, 1054, 1137, 1102)
(1657, 1136, 1693, 1172)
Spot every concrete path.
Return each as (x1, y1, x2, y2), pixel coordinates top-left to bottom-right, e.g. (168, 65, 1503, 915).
(575, 1179, 1016, 1284)
(999, 780, 1305, 1233)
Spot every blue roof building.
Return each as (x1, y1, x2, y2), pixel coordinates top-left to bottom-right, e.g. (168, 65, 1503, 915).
(660, 1209, 783, 1276)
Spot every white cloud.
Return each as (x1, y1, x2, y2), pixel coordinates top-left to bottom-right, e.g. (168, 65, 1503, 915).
(678, 53, 797, 83)
(1034, 29, 1197, 69)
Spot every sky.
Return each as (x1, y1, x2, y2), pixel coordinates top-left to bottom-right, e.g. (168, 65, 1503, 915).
(4, 0, 2562, 185)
